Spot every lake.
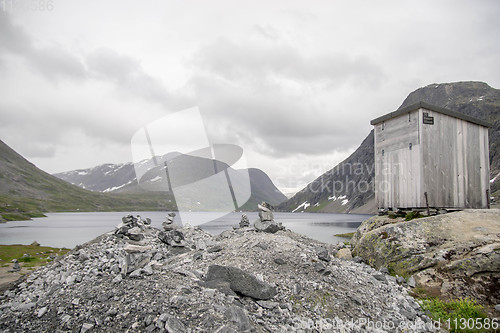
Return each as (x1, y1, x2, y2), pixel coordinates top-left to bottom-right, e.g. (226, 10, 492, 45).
(0, 212, 372, 248)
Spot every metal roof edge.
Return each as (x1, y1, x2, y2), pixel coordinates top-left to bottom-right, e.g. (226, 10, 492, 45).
(370, 101, 492, 127)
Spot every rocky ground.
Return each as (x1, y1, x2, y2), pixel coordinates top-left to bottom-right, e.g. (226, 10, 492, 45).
(0, 215, 435, 332)
(352, 209, 500, 311)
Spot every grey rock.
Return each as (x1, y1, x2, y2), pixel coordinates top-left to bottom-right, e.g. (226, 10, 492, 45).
(158, 230, 185, 247)
(379, 266, 390, 274)
(257, 202, 274, 212)
(207, 245, 223, 253)
(258, 211, 274, 222)
(142, 264, 154, 276)
(373, 273, 387, 283)
(37, 306, 48, 317)
(274, 258, 286, 265)
(315, 246, 330, 262)
(254, 219, 281, 233)
(494, 304, 500, 312)
(256, 300, 279, 309)
(129, 269, 142, 278)
(314, 262, 326, 273)
(352, 256, 364, 264)
(202, 265, 277, 300)
(80, 323, 94, 333)
(18, 302, 36, 311)
(396, 276, 406, 284)
(164, 316, 186, 333)
(225, 306, 252, 331)
(408, 276, 416, 288)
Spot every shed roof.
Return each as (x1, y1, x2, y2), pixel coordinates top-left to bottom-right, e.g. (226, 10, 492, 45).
(370, 101, 492, 127)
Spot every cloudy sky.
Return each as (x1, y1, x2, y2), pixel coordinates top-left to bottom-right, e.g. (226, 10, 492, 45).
(1, 0, 499, 196)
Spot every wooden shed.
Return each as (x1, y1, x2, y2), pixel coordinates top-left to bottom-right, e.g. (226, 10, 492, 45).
(371, 101, 491, 210)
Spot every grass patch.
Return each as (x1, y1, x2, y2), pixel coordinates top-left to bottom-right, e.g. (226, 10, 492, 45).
(420, 298, 490, 332)
(334, 232, 355, 238)
(0, 244, 70, 268)
(405, 211, 423, 221)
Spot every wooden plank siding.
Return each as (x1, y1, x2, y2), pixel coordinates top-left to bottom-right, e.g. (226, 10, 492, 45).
(373, 105, 490, 210)
(420, 110, 489, 208)
(374, 110, 421, 209)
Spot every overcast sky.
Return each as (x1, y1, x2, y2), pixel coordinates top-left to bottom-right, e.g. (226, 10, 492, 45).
(1, 0, 499, 196)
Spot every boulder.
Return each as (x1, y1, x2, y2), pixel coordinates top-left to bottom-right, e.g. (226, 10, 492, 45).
(352, 209, 500, 305)
(201, 265, 277, 300)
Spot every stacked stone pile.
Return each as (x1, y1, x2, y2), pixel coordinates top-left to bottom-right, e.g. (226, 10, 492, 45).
(254, 201, 284, 233)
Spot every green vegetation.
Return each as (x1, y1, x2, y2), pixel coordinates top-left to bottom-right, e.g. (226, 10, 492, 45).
(420, 298, 490, 333)
(405, 211, 423, 221)
(334, 232, 355, 238)
(0, 244, 70, 269)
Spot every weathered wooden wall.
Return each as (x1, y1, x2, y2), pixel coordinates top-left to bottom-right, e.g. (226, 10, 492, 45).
(420, 109, 490, 208)
(374, 110, 422, 209)
(374, 107, 490, 209)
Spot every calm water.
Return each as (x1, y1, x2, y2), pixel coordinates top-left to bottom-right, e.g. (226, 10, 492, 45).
(0, 212, 371, 248)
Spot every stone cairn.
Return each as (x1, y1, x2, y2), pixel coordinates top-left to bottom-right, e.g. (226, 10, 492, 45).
(114, 215, 151, 241)
(254, 202, 284, 233)
(162, 212, 177, 231)
(158, 212, 185, 247)
(239, 213, 250, 228)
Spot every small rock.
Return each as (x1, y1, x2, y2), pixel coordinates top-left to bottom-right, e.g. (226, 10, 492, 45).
(130, 269, 142, 278)
(379, 266, 390, 274)
(256, 300, 279, 309)
(274, 258, 286, 265)
(207, 245, 223, 253)
(336, 248, 352, 260)
(396, 276, 405, 284)
(37, 306, 48, 318)
(315, 246, 330, 262)
(142, 264, 154, 276)
(225, 306, 252, 331)
(80, 323, 94, 333)
(164, 316, 186, 333)
(314, 262, 326, 273)
(495, 304, 500, 312)
(352, 256, 364, 264)
(408, 276, 416, 288)
(30, 241, 40, 246)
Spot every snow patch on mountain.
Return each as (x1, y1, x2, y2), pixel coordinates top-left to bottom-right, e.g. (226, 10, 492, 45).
(292, 201, 310, 212)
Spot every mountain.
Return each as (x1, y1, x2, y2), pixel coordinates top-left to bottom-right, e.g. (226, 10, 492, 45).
(278, 81, 500, 213)
(0, 139, 177, 221)
(54, 157, 287, 210)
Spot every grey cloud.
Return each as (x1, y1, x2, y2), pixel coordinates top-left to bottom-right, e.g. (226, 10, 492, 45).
(0, 12, 85, 80)
(193, 37, 384, 88)
(87, 48, 191, 109)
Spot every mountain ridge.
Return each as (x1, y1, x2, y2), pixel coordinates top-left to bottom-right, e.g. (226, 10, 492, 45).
(54, 158, 287, 209)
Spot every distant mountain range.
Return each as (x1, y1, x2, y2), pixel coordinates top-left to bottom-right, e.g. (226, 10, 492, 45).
(54, 156, 287, 211)
(278, 81, 500, 213)
(0, 139, 179, 221)
(0, 139, 286, 221)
